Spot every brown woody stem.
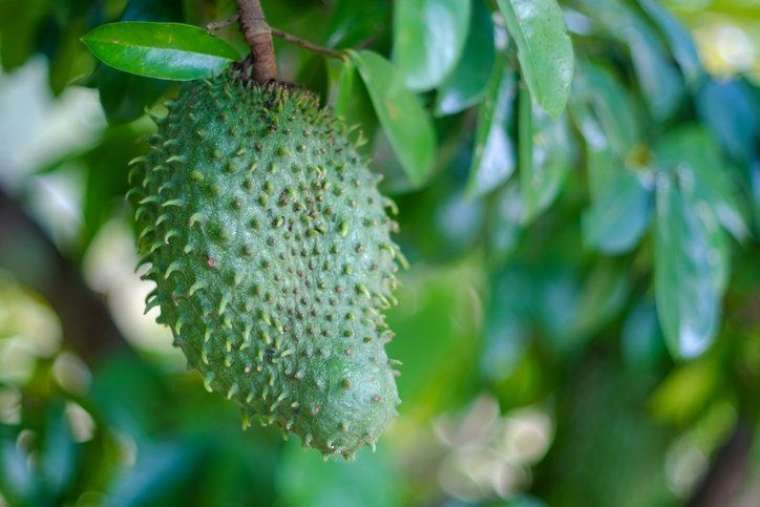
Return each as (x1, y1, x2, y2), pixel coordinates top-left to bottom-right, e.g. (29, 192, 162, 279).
(236, 0, 277, 82)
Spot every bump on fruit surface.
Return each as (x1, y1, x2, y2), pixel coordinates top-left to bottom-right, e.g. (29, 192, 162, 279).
(128, 71, 403, 459)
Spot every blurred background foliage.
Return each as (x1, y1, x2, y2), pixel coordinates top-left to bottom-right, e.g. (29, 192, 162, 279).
(0, 0, 759, 506)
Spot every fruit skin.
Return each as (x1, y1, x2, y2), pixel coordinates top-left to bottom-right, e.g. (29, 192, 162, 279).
(127, 72, 402, 459)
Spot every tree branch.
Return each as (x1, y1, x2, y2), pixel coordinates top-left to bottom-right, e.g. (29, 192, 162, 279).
(209, 13, 344, 60)
(270, 28, 344, 60)
(0, 186, 130, 365)
(236, 0, 277, 82)
(687, 420, 753, 507)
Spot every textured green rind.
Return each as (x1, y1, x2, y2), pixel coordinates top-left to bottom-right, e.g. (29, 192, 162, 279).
(127, 73, 402, 459)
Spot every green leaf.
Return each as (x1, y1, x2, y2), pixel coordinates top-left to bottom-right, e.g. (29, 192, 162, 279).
(89, 0, 184, 124)
(486, 183, 524, 265)
(349, 50, 436, 186)
(95, 67, 173, 125)
(0, 0, 50, 71)
(48, 20, 94, 96)
(386, 263, 481, 411)
(278, 440, 400, 507)
(107, 442, 204, 507)
(571, 95, 653, 253)
(656, 126, 749, 241)
(328, 59, 378, 154)
(582, 149, 654, 253)
(519, 86, 573, 223)
(574, 62, 640, 156)
(434, 0, 496, 115)
(571, 261, 630, 340)
(40, 404, 78, 496)
(622, 300, 666, 370)
(502, 496, 548, 507)
(655, 172, 728, 359)
(637, 0, 704, 89)
(393, 0, 472, 91)
(277, 441, 402, 507)
(325, 0, 390, 49)
(576, 0, 684, 120)
(482, 263, 531, 381)
(697, 79, 760, 163)
(649, 356, 719, 424)
(328, 60, 377, 132)
(628, 28, 685, 121)
(466, 61, 516, 197)
(497, 0, 574, 117)
(296, 55, 328, 105)
(395, 174, 486, 263)
(81, 22, 240, 81)
(0, 436, 44, 506)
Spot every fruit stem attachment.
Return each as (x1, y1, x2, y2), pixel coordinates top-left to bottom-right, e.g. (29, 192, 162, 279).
(236, 0, 278, 82)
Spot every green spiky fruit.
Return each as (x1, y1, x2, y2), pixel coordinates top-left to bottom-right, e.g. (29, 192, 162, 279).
(127, 71, 403, 459)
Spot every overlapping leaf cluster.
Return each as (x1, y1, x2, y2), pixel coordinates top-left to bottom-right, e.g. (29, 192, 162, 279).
(2, 0, 760, 505)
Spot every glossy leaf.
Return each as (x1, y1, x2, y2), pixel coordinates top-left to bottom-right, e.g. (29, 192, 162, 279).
(393, 0, 472, 91)
(91, 0, 183, 124)
(497, 0, 574, 117)
(534, 267, 582, 352)
(40, 405, 78, 496)
(0, 0, 49, 71)
(435, 0, 496, 115)
(466, 61, 517, 197)
(332, 60, 365, 125)
(482, 264, 533, 381)
(0, 436, 43, 506)
(649, 356, 719, 425)
(325, 0, 390, 49)
(107, 442, 204, 507)
(577, 0, 684, 120)
(622, 300, 666, 370)
(349, 50, 437, 185)
(48, 20, 94, 96)
(95, 67, 172, 124)
(81, 22, 240, 80)
(519, 87, 573, 223)
(572, 261, 630, 339)
(656, 126, 749, 241)
(574, 62, 640, 156)
(395, 167, 486, 263)
(697, 79, 760, 163)
(296, 55, 328, 106)
(487, 182, 524, 265)
(503, 496, 548, 507)
(386, 264, 482, 411)
(328, 59, 378, 155)
(627, 28, 684, 120)
(655, 173, 728, 359)
(582, 149, 654, 253)
(278, 441, 400, 507)
(637, 0, 704, 88)
(122, 0, 184, 22)
(571, 88, 653, 253)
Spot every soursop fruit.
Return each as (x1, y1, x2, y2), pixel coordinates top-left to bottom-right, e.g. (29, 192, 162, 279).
(126, 71, 403, 458)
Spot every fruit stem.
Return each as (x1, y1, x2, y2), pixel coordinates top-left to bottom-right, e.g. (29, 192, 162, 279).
(236, 0, 278, 82)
